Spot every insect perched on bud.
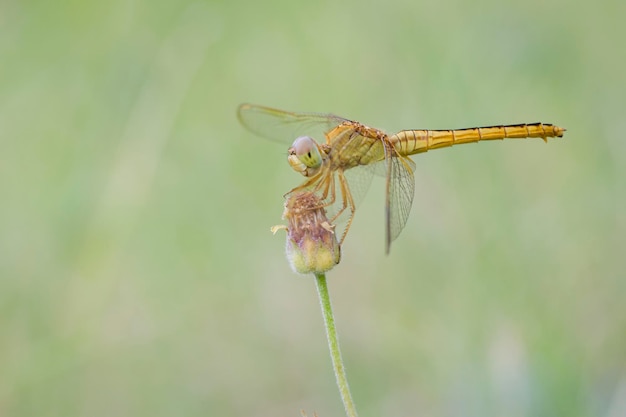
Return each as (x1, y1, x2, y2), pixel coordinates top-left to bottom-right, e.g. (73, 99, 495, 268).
(240, 103, 566, 254)
(271, 192, 341, 274)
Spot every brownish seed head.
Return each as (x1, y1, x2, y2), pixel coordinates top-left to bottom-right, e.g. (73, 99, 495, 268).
(275, 191, 341, 274)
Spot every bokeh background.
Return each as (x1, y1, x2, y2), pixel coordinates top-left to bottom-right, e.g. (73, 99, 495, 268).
(1, 0, 624, 416)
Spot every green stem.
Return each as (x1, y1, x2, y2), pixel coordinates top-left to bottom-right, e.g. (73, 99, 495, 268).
(315, 273, 358, 417)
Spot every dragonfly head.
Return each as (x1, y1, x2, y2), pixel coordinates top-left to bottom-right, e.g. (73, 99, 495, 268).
(288, 136, 323, 177)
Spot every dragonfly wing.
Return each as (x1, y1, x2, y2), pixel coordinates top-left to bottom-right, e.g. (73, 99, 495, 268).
(385, 148, 416, 253)
(350, 139, 415, 253)
(237, 103, 349, 144)
(339, 164, 375, 220)
(326, 129, 380, 226)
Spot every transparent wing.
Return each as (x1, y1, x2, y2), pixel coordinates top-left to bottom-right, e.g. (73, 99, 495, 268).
(237, 103, 349, 144)
(322, 129, 415, 251)
(343, 165, 375, 214)
(372, 145, 415, 253)
(323, 129, 379, 235)
(353, 140, 416, 252)
(387, 153, 416, 253)
(322, 131, 415, 251)
(331, 164, 375, 228)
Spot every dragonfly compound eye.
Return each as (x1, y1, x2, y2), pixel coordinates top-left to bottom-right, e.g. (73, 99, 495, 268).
(292, 136, 322, 169)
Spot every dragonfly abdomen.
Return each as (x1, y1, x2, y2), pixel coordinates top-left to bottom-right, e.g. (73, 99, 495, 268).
(391, 123, 566, 156)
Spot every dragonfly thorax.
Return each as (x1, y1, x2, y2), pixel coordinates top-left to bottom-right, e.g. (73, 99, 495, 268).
(288, 136, 324, 177)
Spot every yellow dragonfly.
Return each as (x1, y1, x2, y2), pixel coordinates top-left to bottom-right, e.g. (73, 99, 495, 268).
(238, 103, 565, 253)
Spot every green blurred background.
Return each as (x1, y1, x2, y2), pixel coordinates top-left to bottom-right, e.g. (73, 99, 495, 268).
(1, 0, 624, 416)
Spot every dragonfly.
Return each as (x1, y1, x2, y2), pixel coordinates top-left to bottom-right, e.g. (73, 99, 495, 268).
(238, 103, 565, 253)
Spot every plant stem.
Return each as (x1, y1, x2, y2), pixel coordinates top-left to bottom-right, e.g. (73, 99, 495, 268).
(315, 273, 358, 417)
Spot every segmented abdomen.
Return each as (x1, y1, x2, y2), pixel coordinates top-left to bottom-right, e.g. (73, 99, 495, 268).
(391, 123, 566, 156)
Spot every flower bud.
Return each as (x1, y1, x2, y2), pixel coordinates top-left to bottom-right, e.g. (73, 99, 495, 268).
(273, 192, 341, 274)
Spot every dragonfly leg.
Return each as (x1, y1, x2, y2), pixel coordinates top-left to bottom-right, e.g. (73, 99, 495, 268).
(316, 173, 333, 202)
(313, 173, 339, 212)
(326, 170, 356, 245)
(286, 173, 338, 215)
(284, 175, 318, 198)
(285, 167, 333, 199)
(328, 173, 346, 222)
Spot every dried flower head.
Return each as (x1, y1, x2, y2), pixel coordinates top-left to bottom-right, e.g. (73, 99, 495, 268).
(271, 191, 341, 274)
